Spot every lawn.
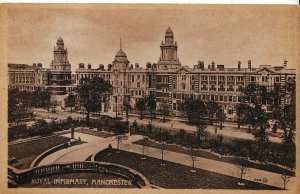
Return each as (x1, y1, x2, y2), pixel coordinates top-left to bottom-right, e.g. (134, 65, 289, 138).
(133, 139, 294, 176)
(9, 136, 73, 169)
(96, 149, 281, 189)
(76, 128, 114, 138)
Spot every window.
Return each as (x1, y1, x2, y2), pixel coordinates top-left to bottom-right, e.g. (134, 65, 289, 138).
(238, 96, 242, 102)
(227, 106, 233, 115)
(227, 76, 234, 82)
(201, 85, 207, 91)
(276, 77, 280, 82)
(191, 76, 194, 80)
(251, 76, 255, 82)
(210, 76, 216, 81)
(218, 76, 225, 81)
(191, 85, 195, 90)
(132, 75, 134, 82)
(142, 75, 145, 82)
(229, 96, 233, 102)
(210, 85, 216, 91)
(211, 95, 215, 101)
(173, 103, 176, 110)
(139, 90, 142, 95)
(201, 76, 208, 81)
(173, 93, 176, 98)
(215, 95, 218, 101)
(218, 84, 225, 91)
(227, 85, 234, 92)
(137, 82, 140, 88)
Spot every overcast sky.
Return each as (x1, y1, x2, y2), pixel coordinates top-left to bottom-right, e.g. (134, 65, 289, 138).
(7, 4, 297, 71)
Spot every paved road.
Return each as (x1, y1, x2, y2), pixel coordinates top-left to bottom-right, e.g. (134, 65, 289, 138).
(33, 108, 282, 143)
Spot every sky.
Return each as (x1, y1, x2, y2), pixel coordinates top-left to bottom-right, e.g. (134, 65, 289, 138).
(7, 4, 297, 71)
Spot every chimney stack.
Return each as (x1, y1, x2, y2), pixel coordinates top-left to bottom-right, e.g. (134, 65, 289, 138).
(248, 60, 251, 70)
(284, 59, 287, 68)
(88, 64, 91, 69)
(238, 61, 241, 70)
(211, 61, 215, 70)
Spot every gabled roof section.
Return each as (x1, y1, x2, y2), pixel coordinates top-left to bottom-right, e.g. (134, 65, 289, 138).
(255, 67, 275, 74)
(175, 67, 191, 73)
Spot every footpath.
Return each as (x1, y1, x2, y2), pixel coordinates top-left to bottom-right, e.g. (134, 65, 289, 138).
(38, 132, 295, 189)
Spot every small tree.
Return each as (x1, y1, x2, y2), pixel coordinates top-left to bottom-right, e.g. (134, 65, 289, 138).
(141, 135, 148, 159)
(146, 95, 157, 121)
(113, 122, 128, 152)
(235, 159, 250, 186)
(123, 99, 131, 120)
(281, 172, 291, 190)
(158, 99, 170, 122)
(160, 141, 166, 166)
(136, 98, 147, 120)
(195, 123, 207, 145)
(190, 147, 197, 172)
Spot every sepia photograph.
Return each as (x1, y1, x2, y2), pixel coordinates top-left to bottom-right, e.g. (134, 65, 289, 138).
(1, 3, 298, 192)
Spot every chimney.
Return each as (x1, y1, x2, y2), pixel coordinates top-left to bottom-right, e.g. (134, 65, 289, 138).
(130, 64, 133, 69)
(79, 63, 85, 69)
(146, 62, 151, 69)
(238, 61, 241, 70)
(208, 64, 210, 69)
(88, 64, 91, 69)
(211, 61, 215, 70)
(248, 60, 251, 70)
(135, 63, 139, 68)
(284, 59, 287, 68)
(99, 64, 104, 70)
(108, 64, 112, 70)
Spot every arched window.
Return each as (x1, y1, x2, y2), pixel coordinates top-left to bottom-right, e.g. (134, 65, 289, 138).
(227, 84, 234, 92)
(227, 106, 234, 115)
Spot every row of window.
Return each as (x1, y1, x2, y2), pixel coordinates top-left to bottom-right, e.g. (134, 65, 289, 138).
(173, 93, 241, 103)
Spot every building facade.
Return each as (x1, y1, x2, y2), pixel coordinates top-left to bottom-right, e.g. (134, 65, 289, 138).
(75, 27, 296, 120)
(8, 28, 296, 120)
(8, 37, 74, 95)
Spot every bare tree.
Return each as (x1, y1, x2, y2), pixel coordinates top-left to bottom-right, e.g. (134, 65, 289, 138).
(141, 135, 148, 159)
(281, 170, 291, 190)
(190, 147, 197, 172)
(235, 159, 250, 186)
(160, 141, 166, 166)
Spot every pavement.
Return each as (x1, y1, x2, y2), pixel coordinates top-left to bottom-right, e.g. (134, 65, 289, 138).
(37, 132, 295, 189)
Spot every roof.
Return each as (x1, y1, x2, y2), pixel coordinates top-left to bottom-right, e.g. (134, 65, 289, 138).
(166, 26, 173, 35)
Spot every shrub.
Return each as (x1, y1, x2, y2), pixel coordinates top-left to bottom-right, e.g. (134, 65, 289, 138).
(200, 142, 211, 149)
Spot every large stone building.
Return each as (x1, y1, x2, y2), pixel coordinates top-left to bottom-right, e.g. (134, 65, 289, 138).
(8, 28, 296, 120)
(8, 38, 75, 96)
(75, 27, 296, 120)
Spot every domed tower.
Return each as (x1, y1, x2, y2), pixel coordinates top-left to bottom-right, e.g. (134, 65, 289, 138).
(157, 27, 181, 69)
(112, 39, 130, 70)
(49, 37, 72, 95)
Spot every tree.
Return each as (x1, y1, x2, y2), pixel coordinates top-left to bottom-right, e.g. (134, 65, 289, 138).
(237, 83, 270, 161)
(75, 77, 113, 126)
(183, 99, 207, 124)
(190, 147, 197, 172)
(30, 119, 50, 136)
(281, 172, 291, 190)
(158, 99, 170, 122)
(146, 95, 157, 121)
(235, 159, 250, 186)
(141, 135, 148, 159)
(206, 101, 220, 125)
(195, 123, 207, 145)
(123, 98, 131, 120)
(113, 122, 128, 151)
(160, 141, 166, 166)
(65, 93, 77, 112)
(136, 98, 147, 120)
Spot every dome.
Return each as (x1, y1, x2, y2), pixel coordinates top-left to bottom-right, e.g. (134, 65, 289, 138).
(166, 26, 173, 35)
(57, 37, 64, 43)
(115, 49, 127, 57)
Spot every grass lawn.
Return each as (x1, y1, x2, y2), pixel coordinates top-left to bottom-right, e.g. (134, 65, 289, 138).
(76, 128, 114, 138)
(9, 136, 76, 170)
(133, 139, 294, 177)
(96, 149, 281, 189)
